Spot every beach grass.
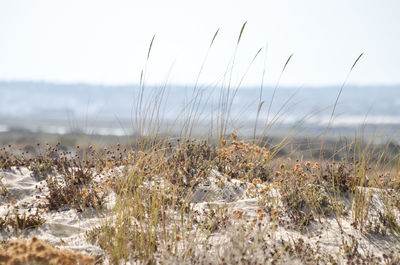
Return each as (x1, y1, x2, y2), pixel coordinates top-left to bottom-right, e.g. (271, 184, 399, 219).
(1, 24, 400, 264)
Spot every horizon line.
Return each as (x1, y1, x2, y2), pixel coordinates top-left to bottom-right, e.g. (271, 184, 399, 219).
(0, 79, 399, 88)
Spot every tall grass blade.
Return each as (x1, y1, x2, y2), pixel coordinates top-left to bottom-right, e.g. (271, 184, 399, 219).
(210, 28, 220, 47)
(282, 53, 293, 72)
(266, 53, 294, 125)
(320, 52, 364, 158)
(253, 44, 268, 141)
(147, 35, 156, 60)
(330, 53, 364, 123)
(351, 52, 364, 71)
(237, 21, 247, 45)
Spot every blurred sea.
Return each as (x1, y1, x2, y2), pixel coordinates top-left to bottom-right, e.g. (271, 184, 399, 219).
(1, 81, 400, 138)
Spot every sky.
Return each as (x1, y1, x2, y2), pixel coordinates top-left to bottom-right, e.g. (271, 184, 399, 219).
(0, 0, 399, 87)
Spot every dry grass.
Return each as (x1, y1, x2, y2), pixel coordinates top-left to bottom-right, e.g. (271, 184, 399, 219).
(0, 237, 95, 265)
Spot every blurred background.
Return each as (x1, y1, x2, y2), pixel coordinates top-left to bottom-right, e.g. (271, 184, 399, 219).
(0, 0, 399, 146)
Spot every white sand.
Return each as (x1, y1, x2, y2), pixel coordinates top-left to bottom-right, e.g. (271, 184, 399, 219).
(0, 167, 112, 257)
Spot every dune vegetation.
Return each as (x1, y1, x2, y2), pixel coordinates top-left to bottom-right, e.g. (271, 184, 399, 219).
(1, 23, 400, 264)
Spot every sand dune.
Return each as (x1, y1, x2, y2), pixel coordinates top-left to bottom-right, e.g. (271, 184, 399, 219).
(1, 166, 400, 264)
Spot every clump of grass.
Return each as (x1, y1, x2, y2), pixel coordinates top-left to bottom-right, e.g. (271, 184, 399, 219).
(90, 143, 199, 263)
(0, 145, 22, 170)
(46, 171, 105, 212)
(0, 210, 45, 235)
(217, 134, 273, 182)
(166, 139, 217, 188)
(279, 168, 334, 226)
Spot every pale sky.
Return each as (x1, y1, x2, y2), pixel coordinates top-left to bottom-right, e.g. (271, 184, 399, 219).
(0, 0, 399, 86)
